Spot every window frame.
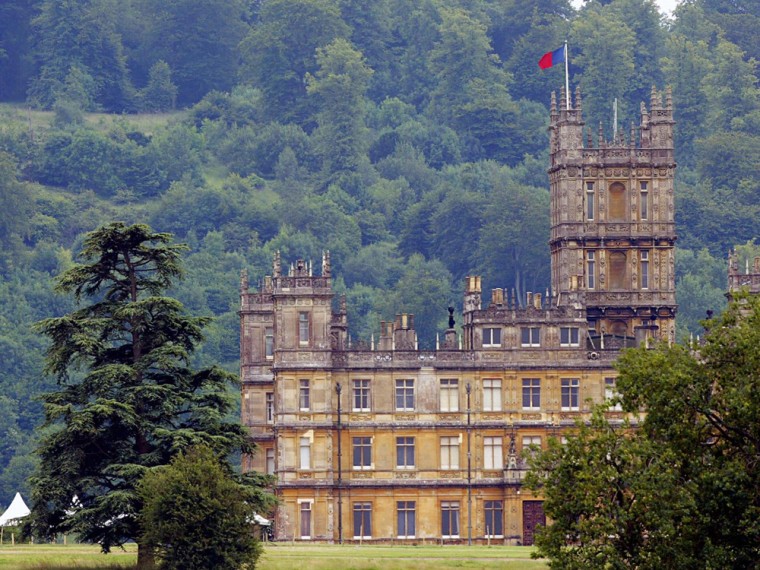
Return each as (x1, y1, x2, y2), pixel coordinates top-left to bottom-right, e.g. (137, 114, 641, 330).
(484, 500, 504, 538)
(561, 378, 580, 411)
(299, 437, 311, 470)
(352, 379, 371, 412)
(640, 181, 649, 220)
(522, 435, 542, 457)
(265, 447, 275, 475)
(299, 501, 312, 539)
(605, 377, 623, 411)
(482, 378, 502, 412)
(522, 378, 541, 410)
(587, 251, 596, 289)
(396, 436, 415, 470)
(441, 501, 460, 539)
(395, 379, 415, 412)
(482, 327, 502, 348)
(560, 327, 580, 347)
(586, 181, 595, 220)
(483, 436, 503, 470)
(397, 501, 416, 539)
(520, 327, 541, 347)
(298, 312, 310, 346)
(266, 392, 274, 424)
(641, 250, 649, 290)
(299, 379, 310, 411)
(265, 326, 274, 359)
(353, 503, 372, 539)
(439, 379, 459, 412)
(352, 436, 372, 470)
(440, 436, 460, 470)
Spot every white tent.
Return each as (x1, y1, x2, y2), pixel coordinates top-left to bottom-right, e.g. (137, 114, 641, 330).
(0, 493, 30, 526)
(253, 513, 270, 526)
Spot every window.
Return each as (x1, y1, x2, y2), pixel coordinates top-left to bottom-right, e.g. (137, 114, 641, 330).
(522, 436, 542, 456)
(396, 437, 415, 469)
(266, 392, 274, 423)
(440, 436, 460, 469)
(397, 501, 416, 538)
(522, 378, 541, 410)
(484, 501, 504, 538)
(605, 377, 622, 411)
(299, 502, 312, 539)
(561, 378, 580, 411)
(299, 437, 311, 470)
(353, 503, 372, 539)
(641, 251, 649, 289)
(299, 380, 310, 411)
(610, 251, 627, 289)
(482, 327, 502, 347)
(441, 502, 460, 538)
(608, 182, 626, 221)
(521, 327, 540, 347)
(640, 181, 648, 220)
(440, 379, 459, 412)
(483, 436, 503, 470)
(352, 437, 372, 470)
(483, 379, 502, 411)
(587, 251, 596, 289)
(586, 182, 595, 220)
(298, 312, 309, 345)
(395, 379, 415, 411)
(266, 448, 275, 475)
(353, 379, 371, 412)
(560, 327, 580, 347)
(265, 327, 274, 358)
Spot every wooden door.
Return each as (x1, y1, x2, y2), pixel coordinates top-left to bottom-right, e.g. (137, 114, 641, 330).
(522, 500, 545, 546)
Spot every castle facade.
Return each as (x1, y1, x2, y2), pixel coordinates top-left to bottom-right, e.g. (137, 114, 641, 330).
(240, 86, 676, 544)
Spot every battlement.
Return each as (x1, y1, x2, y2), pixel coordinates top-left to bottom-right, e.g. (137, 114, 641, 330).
(728, 251, 760, 297)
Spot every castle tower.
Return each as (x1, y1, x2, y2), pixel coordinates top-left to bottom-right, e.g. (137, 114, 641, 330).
(549, 86, 677, 345)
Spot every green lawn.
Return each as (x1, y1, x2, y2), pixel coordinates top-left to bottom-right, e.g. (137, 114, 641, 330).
(0, 544, 136, 569)
(0, 544, 547, 570)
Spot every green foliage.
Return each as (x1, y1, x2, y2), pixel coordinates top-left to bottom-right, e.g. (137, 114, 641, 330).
(529, 295, 760, 568)
(140, 61, 177, 113)
(28, 0, 134, 111)
(239, 0, 350, 126)
(26, 223, 263, 566)
(132, 0, 250, 106)
(138, 445, 269, 570)
(0, 0, 758, 513)
(307, 38, 373, 177)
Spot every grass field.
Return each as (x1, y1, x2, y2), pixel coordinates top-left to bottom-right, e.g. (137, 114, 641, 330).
(0, 544, 548, 570)
(0, 102, 185, 134)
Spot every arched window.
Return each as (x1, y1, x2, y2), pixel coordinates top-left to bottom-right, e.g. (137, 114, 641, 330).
(608, 182, 626, 221)
(609, 251, 627, 289)
(610, 320, 628, 336)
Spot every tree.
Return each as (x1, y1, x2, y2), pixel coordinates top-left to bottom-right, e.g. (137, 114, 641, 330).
(28, 0, 133, 111)
(571, 6, 637, 126)
(140, 61, 177, 112)
(239, 0, 350, 126)
(26, 223, 264, 569)
(307, 38, 373, 177)
(132, 0, 249, 106)
(528, 294, 760, 568)
(138, 445, 268, 570)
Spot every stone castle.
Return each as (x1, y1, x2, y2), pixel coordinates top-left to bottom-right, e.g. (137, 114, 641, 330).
(239, 86, 677, 544)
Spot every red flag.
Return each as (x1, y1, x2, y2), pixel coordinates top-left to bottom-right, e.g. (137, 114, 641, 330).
(539, 46, 566, 70)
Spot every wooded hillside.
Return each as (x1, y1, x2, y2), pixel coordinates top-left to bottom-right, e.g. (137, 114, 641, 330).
(0, 0, 758, 506)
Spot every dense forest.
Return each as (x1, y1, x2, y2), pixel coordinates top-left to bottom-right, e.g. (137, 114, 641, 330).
(0, 0, 758, 506)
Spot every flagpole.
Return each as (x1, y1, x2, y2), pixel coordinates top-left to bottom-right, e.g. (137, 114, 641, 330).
(564, 41, 570, 110)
